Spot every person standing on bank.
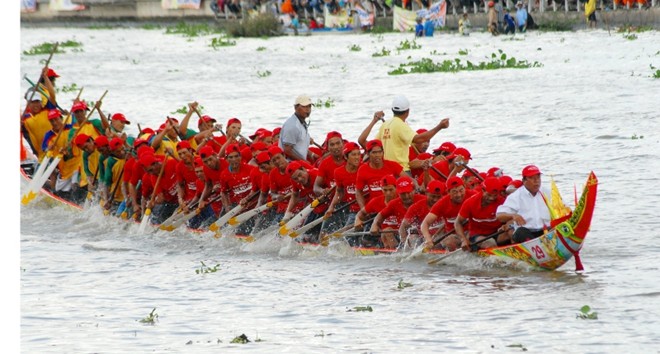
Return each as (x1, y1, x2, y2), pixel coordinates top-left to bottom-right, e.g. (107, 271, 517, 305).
(496, 165, 551, 244)
(375, 95, 450, 174)
(279, 95, 319, 163)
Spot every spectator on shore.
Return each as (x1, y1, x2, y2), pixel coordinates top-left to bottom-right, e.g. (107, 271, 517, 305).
(504, 8, 516, 34)
(415, 17, 424, 37)
(423, 15, 434, 37)
(494, 0, 504, 33)
(515, 1, 528, 33)
(487, 1, 499, 36)
(458, 13, 471, 36)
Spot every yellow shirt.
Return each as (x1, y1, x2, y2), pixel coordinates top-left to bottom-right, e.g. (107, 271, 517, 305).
(71, 122, 102, 187)
(376, 116, 416, 171)
(23, 110, 51, 162)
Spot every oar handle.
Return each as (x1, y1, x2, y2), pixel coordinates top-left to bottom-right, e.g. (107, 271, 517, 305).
(431, 165, 448, 181)
(24, 42, 59, 104)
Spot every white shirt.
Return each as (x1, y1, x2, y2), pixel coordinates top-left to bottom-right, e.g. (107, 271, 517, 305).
(497, 185, 551, 231)
(279, 113, 310, 160)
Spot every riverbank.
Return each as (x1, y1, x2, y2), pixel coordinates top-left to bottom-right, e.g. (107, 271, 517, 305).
(20, 0, 660, 31)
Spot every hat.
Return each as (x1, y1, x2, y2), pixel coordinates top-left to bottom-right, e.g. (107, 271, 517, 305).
(24, 88, 43, 103)
(46, 68, 59, 78)
(226, 144, 241, 155)
(250, 141, 268, 152)
(74, 134, 91, 147)
(249, 128, 268, 140)
(194, 157, 205, 169)
(94, 135, 109, 148)
(272, 127, 282, 135)
(47, 110, 62, 120)
(325, 131, 343, 142)
(139, 153, 158, 168)
(286, 160, 304, 176)
(366, 139, 383, 152)
(396, 176, 414, 193)
(487, 167, 503, 178)
(255, 151, 271, 164)
(499, 175, 513, 189)
(226, 117, 241, 128)
(111, 113, 131, 125)
(462, 168, 479, 179)
(140, 128, 155, 136)
(522, 165, 542, 177)
(176, 140, 192, 151)
(71, 101, 89, 112)
(427, 180, 446, 195)
(342, 141, 361, 156)
(109, 137, 125, 151)
(294, 95, 313, 106)
(382, 174, 397, 187)
(268, 146, 284, 156)
(258, 130, 273, 139)
(448, 147, 472, 161)
(198, 115, 216, 126)
(199, 146, 215, 159)
(392, 95, 410, 111)
(433, 141, 456, 155)
(488, 1, 494, 6)
(136, 145, 154, 157)
(417, 152, 433, 160)
(446, 176, 464, 190)
(416, 128, 428, 134)
(509, 179, 523, 188)
(516, 0, 523, 5)
(482, 177, 504, 194)
(158, 123, 167, 132)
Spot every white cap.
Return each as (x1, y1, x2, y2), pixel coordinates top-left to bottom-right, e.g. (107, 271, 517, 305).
(392, 95, 410, 111)
(294, 95, 313, 106)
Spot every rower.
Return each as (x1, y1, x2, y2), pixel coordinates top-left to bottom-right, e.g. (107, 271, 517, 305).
(421, 176, 475, 250)
(355, 139, 404, 211)
(352, 175, 398, 247)
(283, 160, 325, 242)
(455, 177, 507, 251)
(324, 141, 362, 234)
(219, 144, 256, 234)
(197, 145, 228, 224)
(399, 180, 445, 248)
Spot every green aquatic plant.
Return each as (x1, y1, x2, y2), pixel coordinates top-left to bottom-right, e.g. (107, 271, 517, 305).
(227, 12, 281, 37)
(23, 42, 64, 56)
(195, 261, 220, 274)
(139, 308, 159, 324)
(256, 46, 267, 51)
(388, 50, 542, 75)
(231, 334, 250, 344)
(576, 305, 598, 320)
(631, 134, 644, 140)
(314, 97, 335, 108)
(372, 47, 391, 57)
(348, 44, 362, 52)
(166, 22, 223, 37)
(397, 279, 413, 289)
(347, 306, 373, 312)
(429, 50, 447, 56)
(210, 36, 237, 49)
(396, 39, 421, 51)
(506, 343, 528, 351)
(60, 83, 81, 94)
(623, 33, 638, 41)
(257, 70, 271, 78)
(458, 48, 469, 55)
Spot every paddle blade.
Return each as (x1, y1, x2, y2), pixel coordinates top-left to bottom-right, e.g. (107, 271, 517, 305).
(208, 223, 219, 232)
(21, 191, 37, 205)
(278, 224, 290, 236)
(227, 217, 239, 226)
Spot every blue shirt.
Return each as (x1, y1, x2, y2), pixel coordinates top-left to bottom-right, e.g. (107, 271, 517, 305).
(516, 8, 527, 27)
(415, 23, 424, 37)
(504, 13, 515, 27)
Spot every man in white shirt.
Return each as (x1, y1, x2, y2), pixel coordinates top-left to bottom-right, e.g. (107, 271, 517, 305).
(496, 165, 551, 243)
(279, 95, 318, 162)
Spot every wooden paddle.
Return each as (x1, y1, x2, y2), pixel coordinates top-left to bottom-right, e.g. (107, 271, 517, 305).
(427, 229, 505, 265)
(292, 198, 359, 238)
(226, 192, 292, 227)
(103, 164, 125, 215)
(138, 154, 169, 233)
(278, 186, 336, 236)
(21, 42, 58, 118)
(208, 191, 260, 235)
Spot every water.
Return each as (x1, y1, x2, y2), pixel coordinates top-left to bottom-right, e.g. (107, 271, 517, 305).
(18, 27, 660, 352)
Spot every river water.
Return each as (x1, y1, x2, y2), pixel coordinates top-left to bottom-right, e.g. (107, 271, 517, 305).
(18, 27, 660, 353)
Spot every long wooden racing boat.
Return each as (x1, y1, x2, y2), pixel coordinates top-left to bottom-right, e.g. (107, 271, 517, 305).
(19, 154, 598, 271)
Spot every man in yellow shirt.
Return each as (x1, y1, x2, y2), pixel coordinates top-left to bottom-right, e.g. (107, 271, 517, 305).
(376, 95, 450, 173)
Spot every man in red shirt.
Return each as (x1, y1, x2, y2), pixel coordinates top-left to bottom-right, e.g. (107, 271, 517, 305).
(351, 175, 398, 247)
(355, 139, 404, 211)
(284, 160, 328, 241)
(455, 177, 507, 251)
(325, 141, 363, 234)
(268, 145, 294, 224)
(399, 179, 445, 248)
(370, 176, 425, 249)
(140, 153, 179, 225)
(197, 145, 227, 221)
(220, 144, 256, 234)
(421, 176, 475, 250)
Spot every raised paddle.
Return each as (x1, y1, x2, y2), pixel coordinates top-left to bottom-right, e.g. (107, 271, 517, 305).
(138, 155, 169, 234)
(427, 229, 506, 265)
(457, 161, 484, 182)
(21, 42, 59, 119)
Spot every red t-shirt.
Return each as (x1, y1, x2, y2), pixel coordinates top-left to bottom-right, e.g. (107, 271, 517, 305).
(149, 158, 179, 204)
(429, 190, 475, 232)
(292, 169, 327, 214)
(379, 194, 425, 230)
(317, 155, 345, 187)
(458, 192, 505, 236)
(333, 164, 362, 213)
(220, 163, 255, 205)
(355, 160, 403, 203)
(176, 160, 200, 201)
(429, 160, 450, 182)
(364, 195, 386, 215)
(269, 167, 293, 213)
(122, 157, 135, 183)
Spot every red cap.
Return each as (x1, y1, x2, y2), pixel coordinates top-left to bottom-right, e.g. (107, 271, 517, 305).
(382, 174, 397, 186)
(109, 137, 125, 151)
(226, 144, 241, 155)
(499, 175, 513, 189)
(268, 146, 283, 156)
(396, 176, 414, 193)
(74, 134, 91, 147)
(448, 147, 471, 161)
(258, 130, 273, 139)
(94, 135, 109, 147)
(158, 123, 167, 132)
(199, 146, 215, 159)
(46, 68, 59, 78)
(462, 168, 478, 179)
(272, 127, 281, 135)
(522, 165, 542, 177)
(139, 153, 158, 168)
(342, 141, 361, 156)
(176, 140, 192, 151)
(255, 151, 271, 164)
(198, 115, 216, 126)
(482, 177, 504, 194)
(446, 176, 464, 190)
(136, 145, 154, 157)
(509, 179, 523, 188)
(140, 128, 155, 136)
(433, 141, 456, 155)
(325, 131, 342, 142)
(250, 141, 268, 152)
(309, 146, 323, 158)
(47, 110, 62, 120)
(417, 152, 433, 160)
(286, 160, 304, 176)
(71, 101, 89, 112)
(227, 117, 241, 128)
(111, 113, 131, 124)
(487, 167, 503, 177)
(165, 117, 179, 124)
(249, 128, 268, 140)
(133, 138, 148, 148)
(415, 128, 428, 134)
(426, 180, 446, 195)
(194, 157, 205, 168)
(366, 139, 383, 152)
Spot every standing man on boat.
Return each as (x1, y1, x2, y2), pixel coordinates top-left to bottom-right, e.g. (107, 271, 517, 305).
(376, 95, 450, 174)
(279, 95, 319, 163)
(496, 165, 551, 244)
